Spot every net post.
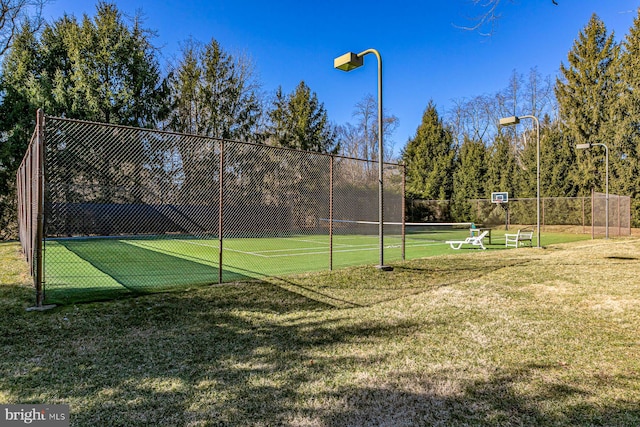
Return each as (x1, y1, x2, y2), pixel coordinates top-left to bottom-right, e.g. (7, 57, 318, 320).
(218, 141, 224, 284)
(329, 155, 333, 271)
(34, 109, 45, 307)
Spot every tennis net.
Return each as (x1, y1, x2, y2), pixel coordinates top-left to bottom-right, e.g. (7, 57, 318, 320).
(319, 218, 474, 245)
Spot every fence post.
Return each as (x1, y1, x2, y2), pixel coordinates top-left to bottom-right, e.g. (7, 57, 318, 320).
(218, 141, 224, 284)
(591, 189, 595, 240)
(34, 109, 45, 307)
(628, 196, 631, 236)
(401, 163, 406, 261)
(329, 155, 333, 271)
(582, 196, 585, 234)
(618, 195, 621, 237)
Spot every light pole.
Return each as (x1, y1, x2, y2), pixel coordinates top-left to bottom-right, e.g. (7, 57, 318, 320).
(499, 115, 541, 248)
(576, 143, 609, 239)
(334, 49, 391, 270)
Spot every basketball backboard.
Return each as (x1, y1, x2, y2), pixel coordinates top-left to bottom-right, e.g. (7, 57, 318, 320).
(491, 192, 508, 203)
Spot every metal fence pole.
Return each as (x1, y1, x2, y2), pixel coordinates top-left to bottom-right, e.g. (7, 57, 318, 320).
(218, 141, 224, 284)
(628, 196, 632, 236)
(34, 109, 45, 307)
(329, 155, 333, 271)
(402, 164, 406, 261)
(582, 196, 585, 234)
(618, 195, 621, 237)
(591, 189, 595, 240)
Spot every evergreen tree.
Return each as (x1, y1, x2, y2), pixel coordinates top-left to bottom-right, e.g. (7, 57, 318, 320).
(0, 2, 167, 234)
(66, 2, 165, 126)
(167, 37, 261, 141)
(267, 81, 337, 153)
(542, 120, 577, 198)
(0, 23, 40, 236)
(617, 8, 640, 223)
(451, 137, 487, 221)
(486, 133, 517, 197)
(555, 13, 619, 195)
(402, 101, 455, 200)
(0, 23, 39, 196)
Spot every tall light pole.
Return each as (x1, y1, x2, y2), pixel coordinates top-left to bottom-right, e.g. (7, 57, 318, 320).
(499, 115, 541, 248)
(334, 49, 391, 270)
(576, 143, 609, 239)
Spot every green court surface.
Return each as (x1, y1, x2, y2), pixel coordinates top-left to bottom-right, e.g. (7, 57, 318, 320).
(42, 229, 590, 304)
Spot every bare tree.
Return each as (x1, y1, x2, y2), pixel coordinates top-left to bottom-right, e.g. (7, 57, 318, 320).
(447, 94, 495, 145)
(456, 0, 559, 35)
(339, 94, 398, 163)
(0, 0, 46, 56)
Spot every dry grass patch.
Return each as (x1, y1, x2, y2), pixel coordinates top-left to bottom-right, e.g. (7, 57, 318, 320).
(1, 239, 640, 425)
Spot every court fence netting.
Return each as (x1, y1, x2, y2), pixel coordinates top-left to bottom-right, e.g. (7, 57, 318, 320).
(18, 111, 415, 306)
(407, 194, 631, 237)
(20, 112, 630, 306)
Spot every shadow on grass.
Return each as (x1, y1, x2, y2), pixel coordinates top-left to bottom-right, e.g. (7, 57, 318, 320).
(45, 239, 253, 305)
(271, 257, 533, 309)
(2, 280, 639, 426)
(321, 365, 640, 426)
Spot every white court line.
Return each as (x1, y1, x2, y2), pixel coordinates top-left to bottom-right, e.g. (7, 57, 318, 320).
(253, 239, 396, 253)
(282, 237, 330, 245)
(282, 236, 371, 249)
(174, 239, 218, 249)
(175, 238, 270, 258)
(137, 236, 434, 260)
(263, 244, 405, 258)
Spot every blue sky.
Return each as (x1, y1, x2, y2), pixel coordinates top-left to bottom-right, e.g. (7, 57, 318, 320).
(43, 1, 640, 155)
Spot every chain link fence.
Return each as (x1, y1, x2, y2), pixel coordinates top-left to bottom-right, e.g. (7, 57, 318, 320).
(408, 195, 631, 237)
(592, 192, 631, 238)
(18, 113, 405, 305)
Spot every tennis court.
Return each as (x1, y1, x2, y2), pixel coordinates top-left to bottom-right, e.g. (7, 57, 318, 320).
(17, 115, 591, 305)
(42, 227, 590, 304)
(40, 224, 466, 303)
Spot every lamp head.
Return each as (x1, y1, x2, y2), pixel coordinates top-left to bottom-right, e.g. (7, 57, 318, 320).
(334, 52, 363, 71)
(499, 116, 521, 126)
(575, 143, 591, 150)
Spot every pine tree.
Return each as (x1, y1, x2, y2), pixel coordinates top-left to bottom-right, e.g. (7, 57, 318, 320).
(617, 8, 640, 224)
(267, 81, 337, 153)
(451, 137, 487, 222)
(0, 2, 168, 232)
(0, 23, 40, 236)
(402, 101, 455, 200)
(167, 37, 261, 141)
(486, 133, 517, 197)
(555, 13, 619, 195)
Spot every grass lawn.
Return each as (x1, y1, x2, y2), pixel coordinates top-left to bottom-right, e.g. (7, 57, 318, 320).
(1, 236, 639, 426)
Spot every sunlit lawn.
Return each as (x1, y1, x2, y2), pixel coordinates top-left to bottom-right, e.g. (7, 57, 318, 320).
(1, 236, 639, 426)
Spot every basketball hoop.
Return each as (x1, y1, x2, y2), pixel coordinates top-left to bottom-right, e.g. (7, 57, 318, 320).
(491, 192, 508, 204)
(491, 191, 509, 230)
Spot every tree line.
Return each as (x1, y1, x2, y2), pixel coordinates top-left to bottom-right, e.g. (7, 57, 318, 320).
(0, 2, 346, 238)
(404, 12, 640, 226)
(1, 3, 639, 238)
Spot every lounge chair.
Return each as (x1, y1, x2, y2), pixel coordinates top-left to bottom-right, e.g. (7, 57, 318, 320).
(446, 230, 489, 250)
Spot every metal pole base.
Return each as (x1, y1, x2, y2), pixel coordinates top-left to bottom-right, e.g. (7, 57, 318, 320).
(376, 265, 394, 271)
(26, 304, 57, 312)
